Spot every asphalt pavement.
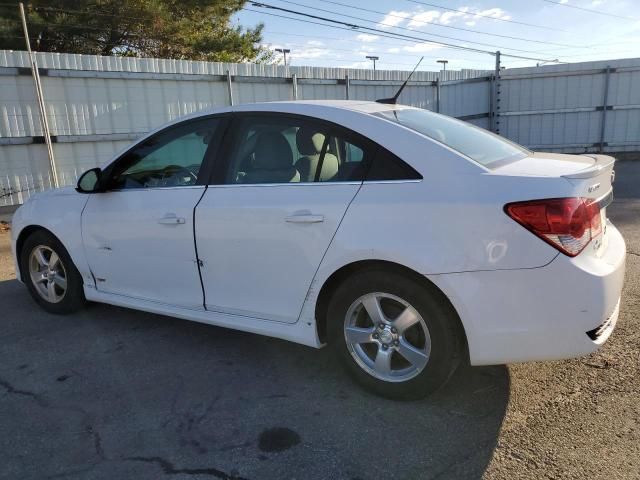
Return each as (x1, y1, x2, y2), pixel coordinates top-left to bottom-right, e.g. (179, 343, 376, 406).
(0, 160, 638, 480)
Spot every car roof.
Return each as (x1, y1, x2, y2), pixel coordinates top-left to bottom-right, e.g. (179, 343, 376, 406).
(230, 100, 408, 115)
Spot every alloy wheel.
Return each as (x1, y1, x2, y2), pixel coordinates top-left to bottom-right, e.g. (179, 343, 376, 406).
(28, 245, 68, 304)
(343, 292, 431, 382)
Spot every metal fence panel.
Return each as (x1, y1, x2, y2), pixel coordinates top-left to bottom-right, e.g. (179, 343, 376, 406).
(1, 50, 640, 206)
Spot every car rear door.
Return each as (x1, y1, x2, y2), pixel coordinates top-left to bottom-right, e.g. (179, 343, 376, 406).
(194, 113, 371, 323)
(81, 116, 227, 309)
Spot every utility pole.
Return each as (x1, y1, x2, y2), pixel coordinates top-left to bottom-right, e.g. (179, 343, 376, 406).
(491, 50, 502, 134)
(275, 48, 290, 66)
(366, 55, 379, 71)
(19, 2, 58, 188)
(437, 59, 448, 72)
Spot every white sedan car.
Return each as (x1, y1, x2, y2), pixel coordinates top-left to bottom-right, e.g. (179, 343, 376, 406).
(11, 100, 625, 399)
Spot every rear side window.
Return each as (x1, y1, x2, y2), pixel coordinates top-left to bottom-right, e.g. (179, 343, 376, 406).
(219, 115, 371, 185)
(366, 148, 422, 181)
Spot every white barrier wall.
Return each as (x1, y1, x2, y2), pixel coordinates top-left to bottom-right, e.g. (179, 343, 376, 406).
(1, 50, 639, 206)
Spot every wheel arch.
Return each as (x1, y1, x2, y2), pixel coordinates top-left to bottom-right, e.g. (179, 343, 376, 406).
(16, 225, 60, 279)
(314, 259, 469, 357)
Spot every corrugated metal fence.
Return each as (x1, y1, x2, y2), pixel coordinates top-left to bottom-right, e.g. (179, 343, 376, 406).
(1, 50, 639, 206)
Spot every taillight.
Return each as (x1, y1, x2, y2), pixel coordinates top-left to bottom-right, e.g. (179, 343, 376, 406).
(505, 197, 602, 257)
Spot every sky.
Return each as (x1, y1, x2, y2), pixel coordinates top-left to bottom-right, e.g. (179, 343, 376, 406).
(234, 0, 640, 72)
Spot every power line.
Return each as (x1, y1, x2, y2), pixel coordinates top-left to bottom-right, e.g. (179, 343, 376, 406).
(541, 0, 638, 21)
(403, 0, 565, 31)
(267, 0, 571, 54)
(309, 0, 583, 48)
(245, 3, 562, 62)
(263, 30, 489, 63)
(265, 42, 447, 66)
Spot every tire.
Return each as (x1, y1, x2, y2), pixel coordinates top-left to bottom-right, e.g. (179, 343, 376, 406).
(20, 229, 86, 314)
(327, 268, 463, 400)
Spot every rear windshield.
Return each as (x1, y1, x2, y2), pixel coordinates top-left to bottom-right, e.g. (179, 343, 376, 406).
(375, 108, 528, 168)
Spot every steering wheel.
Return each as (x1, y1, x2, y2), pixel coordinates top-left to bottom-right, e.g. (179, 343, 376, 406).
(159, 165, 198, 187)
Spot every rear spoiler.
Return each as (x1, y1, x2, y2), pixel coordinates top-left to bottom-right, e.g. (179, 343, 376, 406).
(561, 155, 616, 180)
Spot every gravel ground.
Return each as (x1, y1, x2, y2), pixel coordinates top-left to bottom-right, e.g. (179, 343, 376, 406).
(0, 161, 638, 480)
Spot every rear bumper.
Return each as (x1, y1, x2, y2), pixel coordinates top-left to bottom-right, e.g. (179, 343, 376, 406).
(428, 221, 626, 366)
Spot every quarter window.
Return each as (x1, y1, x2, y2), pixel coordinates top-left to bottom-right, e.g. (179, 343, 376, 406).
(107, 118, 219, 189)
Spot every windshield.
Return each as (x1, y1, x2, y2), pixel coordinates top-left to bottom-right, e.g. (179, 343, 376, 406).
(375, 108, 529, 168)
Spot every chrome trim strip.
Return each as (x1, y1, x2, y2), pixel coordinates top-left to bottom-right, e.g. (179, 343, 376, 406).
(205, 181, 362, 188)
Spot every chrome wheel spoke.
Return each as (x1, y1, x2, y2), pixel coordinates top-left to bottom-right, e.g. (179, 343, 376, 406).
(374, 347, 393, 375)
(361, 293, 385, 325)
(48, 251, 60, 270)
(345, 326, 375, 344)
(34, 248, 48, 268)
(397, 339, 429, 370)
(35, 273, 48, 284)
(393, 307, 420, 334)
(52, 274, 67, 290)
(47, 279, 58, 299)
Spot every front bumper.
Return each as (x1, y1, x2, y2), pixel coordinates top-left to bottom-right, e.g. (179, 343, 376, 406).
(428, 221, 626, 366)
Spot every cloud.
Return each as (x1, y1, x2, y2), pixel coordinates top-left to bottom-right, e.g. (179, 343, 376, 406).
(475, 8, 511, 21)
(387, 47, 401, 53)
(440, 8, 469, 25)
(407, 10, 440, 28)
(307, 40, 324, 46)
(402, 42, 442, 53)
(270, 45, 330, 60)
(381, 5, 511, 30)
(379, 10, 411, 29)
(356, 34, 379, 42)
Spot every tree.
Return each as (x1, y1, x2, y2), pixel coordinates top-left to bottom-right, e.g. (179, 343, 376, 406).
(0, 0, 272, 63)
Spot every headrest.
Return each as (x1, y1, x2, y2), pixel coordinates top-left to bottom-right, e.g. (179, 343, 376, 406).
(296, 127, 327, 155)
(253, 132, 294, 170)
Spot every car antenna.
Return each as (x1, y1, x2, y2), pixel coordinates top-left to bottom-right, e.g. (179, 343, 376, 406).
(376, 56, 424, 105)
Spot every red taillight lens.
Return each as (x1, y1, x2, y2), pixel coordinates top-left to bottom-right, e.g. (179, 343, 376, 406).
(505, 197, 601, 257)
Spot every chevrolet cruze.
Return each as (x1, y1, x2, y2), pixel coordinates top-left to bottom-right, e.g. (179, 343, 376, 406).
(11, 100, 626, 399)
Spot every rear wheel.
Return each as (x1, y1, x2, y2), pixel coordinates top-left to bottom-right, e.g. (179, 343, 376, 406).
(21, 230, 86, 314)
(327, 269, 462, 400)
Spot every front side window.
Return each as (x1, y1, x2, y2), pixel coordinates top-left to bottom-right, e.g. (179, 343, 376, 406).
(107, 118, 219, 189)
(222, 116, 369, 185)
(375, 107, 528, 168)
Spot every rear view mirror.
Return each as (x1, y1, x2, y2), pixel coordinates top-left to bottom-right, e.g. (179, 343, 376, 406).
(76, 168, 102, 193)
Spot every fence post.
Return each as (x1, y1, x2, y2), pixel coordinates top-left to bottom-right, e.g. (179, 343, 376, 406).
(226, 70, 234, 105)
(345, 74, 350, 100)
(435, 77, 441, 113)
(599, 66, 611, 153)
(491, 50, 501, 134)
(292, 73, 298, 100)
(19, 2, 59, 188)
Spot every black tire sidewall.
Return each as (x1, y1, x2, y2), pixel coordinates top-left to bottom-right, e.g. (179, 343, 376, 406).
(327, 269, 460, 400)
(20, 230, 85, 314)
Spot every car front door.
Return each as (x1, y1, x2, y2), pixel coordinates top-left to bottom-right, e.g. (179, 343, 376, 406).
(81, 116, 226, 309)
(195, 113, 372, 323)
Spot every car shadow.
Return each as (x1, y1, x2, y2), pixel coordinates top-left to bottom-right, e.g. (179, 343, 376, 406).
(0, 278, 509, 480)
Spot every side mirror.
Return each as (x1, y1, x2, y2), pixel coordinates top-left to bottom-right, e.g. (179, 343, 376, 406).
(76, 168, 103, 193)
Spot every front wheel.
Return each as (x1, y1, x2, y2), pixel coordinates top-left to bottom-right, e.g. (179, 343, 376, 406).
(327, 269, 463, 400)
(21, 230, 86, 314)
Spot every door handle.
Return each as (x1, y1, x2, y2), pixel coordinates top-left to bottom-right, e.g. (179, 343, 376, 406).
(158, 214, 186, 225)
(285, 214, 324, 224)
